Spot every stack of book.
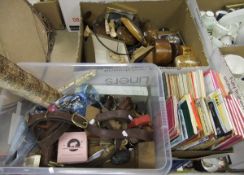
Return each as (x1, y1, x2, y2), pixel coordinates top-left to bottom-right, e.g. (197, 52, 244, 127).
(163, 69, 244, 151)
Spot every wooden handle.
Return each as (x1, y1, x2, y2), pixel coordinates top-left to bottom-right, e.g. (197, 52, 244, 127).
(121, 17, 147, 46)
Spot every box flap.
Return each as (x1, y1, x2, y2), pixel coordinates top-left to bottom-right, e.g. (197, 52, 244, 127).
(33, 0, 65, 30)
(0, 0, 54, 62)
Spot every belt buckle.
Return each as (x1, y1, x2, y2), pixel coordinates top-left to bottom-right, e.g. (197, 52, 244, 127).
(71, 113, 88, 129)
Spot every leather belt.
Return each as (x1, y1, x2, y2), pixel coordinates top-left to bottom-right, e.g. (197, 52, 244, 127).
(29, 111, 86, 128)
(28, 110, 153, 166)
(95, 110, 131, 122)
(88, 125, 152, 140)
(29, 111, 153, 141)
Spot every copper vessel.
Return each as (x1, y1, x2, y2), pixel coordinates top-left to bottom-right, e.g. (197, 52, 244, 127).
(153, 39, 173, 66)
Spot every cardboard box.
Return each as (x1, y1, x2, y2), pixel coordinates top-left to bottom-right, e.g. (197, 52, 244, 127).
(219, 46, 244, 100)
(78, 0, 209, 67)
(33, 0, 65, 30)
(197, 0, 244, 11)
(188, 1, 244, 113)
(0, 0, 53, 62)
(190, 0, 244, 57)
(160, 67, 237, 160)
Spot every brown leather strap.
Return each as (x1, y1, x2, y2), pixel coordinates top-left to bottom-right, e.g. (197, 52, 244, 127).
(28, 111, 79, 127)
(95, 110, 131, 122)
(29, 112, 74, 166)
(38, 122, 70, 147)
(87, 125, 152, 141)
(29, 110, 131, 128)
(29, 111, 153, 140)
(28, 110, 153, 165)
(41, 145, 54, 166)
(32, 121, 71, 166)
(117, 97, 134, 110)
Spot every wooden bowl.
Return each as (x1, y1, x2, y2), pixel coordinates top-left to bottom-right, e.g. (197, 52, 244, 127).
(153, 39, 173, 66)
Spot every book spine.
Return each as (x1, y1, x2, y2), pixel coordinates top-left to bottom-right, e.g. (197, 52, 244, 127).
(199, 70, 206, 98)
(191, 98, 203, 132)
(196, 99, 208, 136)
(208, 100, 226, 137)
(209, 90, 233, 132)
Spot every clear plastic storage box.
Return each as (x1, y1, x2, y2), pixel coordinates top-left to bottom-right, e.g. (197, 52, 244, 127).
(0, 63, 172, 175)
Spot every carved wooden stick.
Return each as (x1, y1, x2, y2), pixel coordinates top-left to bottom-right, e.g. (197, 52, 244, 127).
(0, 55, 61, 107)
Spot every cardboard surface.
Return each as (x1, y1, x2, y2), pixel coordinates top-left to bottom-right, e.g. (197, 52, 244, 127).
(89, 34, 130, 63)
(210, 49, 244, 111)
(220, 46, 244, 57)
(229, 142, 244, 170)
(138, 142, 156, 168)
(197, 0, 244, 11)
(83, 35, 95, 63)
(0, 41, 6, 57)
(0, 0, 50, 62)
(79, 0, 209, 66)
(33, 0, 64, 30)
(50, 30, 80, 62)
(219, 46, 244, 98)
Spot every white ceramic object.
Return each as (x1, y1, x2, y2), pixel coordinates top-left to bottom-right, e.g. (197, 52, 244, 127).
(215, 10, 228, 20)
(201, 158, 226, 172)
(219, 8, 244, 26)
(220, 35, 233, 46)
(211, 36, 223, 48)
(201, 11, 217, 32)
(236, 22, 244, 45)
(212, 23, 230, 39)
(215, 10, 228, 16)
(224, 54, 244, 75)
(200, 11, 206, 17)
(225, 23, 240, 40)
